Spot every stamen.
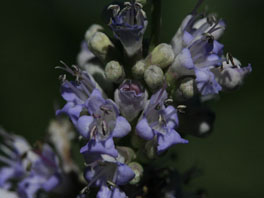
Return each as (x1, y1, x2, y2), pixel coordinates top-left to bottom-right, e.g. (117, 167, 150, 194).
(100, 106, 112, 114)
(58, 74, 66, 83)
(90, 125, 97, 140)
(107, 180, 116, 189)
(177, 105, 187, 113)
(164, 99, 173, 107)
(158, 114, 166, 126)
(101, 121, 108, 136)
(108, 4, 121, 18)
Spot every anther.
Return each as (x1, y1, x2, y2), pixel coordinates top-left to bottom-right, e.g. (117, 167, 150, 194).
(58, 74, 66, 82)
(177, 105, 187, 113)
(106, 180, 116, 188)
(158, 114, 166, 125)
(101, 121, 107, 136)
(100, 106, 112, 114)
(90, 125, 97, 140)
(164, 99, 173, 107)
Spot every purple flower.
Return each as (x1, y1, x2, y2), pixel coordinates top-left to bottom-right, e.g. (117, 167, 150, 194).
(195, 68, 222, 96)
(18, 144, 62, 198)
(108, 1, 147, 56)
(56, 63, 97, 125)
(211, 57, 252, 91)
(114, 79, 148, 121)
(83, 153, 135, 198)
(136, 89, 188, 154)
(169, 9, 225, 96)
(0, 129, 30, 189)
(0, 130, 62, 198)
(77, 89, 131, 157)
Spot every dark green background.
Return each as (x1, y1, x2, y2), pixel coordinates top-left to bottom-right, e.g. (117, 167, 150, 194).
(0, 0, 263, 197)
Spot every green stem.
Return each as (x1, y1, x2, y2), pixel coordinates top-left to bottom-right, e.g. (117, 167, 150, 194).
(149, 0, 162, 52)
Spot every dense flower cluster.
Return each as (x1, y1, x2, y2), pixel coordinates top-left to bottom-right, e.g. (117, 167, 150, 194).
(0, 0, 251, 198)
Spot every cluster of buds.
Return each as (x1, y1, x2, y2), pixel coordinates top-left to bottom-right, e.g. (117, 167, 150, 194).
(0, 0, 251, 198)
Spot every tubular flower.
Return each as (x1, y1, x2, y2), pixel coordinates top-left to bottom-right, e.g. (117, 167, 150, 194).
(83, 152, 135, 198)
(114, 79, 148, 121)
(56, 63, 97, 125)
(136, 88, 188, 154)
(0, 130, 63, 198)
(168, 8, 226, 96)
(108, 0, 147, 56)
(77, 89, 131, 157)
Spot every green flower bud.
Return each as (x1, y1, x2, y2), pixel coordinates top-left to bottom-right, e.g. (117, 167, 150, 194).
(88, 32, 115, 62)
(105, 60, 125, 83)
(145, 43, 175, 69)
(85, 24, 104, 44)
(174, 77, 196, 101)
(144, 65, 164, 90)
(129, 162, 144, 185)
(116, 146, 136, 164)
(132, 60, 146, 79)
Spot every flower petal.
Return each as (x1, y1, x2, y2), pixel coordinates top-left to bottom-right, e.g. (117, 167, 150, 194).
(136, 118, 154, 140)
(157, 129, 188, 154)
(80, 138, 118, 158)
(77, 116, 94, 138)
(115, 164, 135, 185)
(112, 116, 131, 138)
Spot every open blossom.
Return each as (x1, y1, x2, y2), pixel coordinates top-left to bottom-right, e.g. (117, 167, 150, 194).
(56, 63, 97, 125)
(83, 151, 135, 198)
(136, 88, 188, 154)
(0, 130, 30, 189)
(108, 0, 147, 56)
(168, 10, 226, 96)
(114, 79, 148, 121)
(0, 130, 63, 198)
(211, 57, 252, 91)
(77, 89, 131, 157)
(18, 144, 62, 198)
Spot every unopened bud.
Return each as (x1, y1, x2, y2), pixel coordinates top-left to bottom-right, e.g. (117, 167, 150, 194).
(145, 43, 175, 69)
(144, 65, 164, 90)
(174, 78, 196, 101)
(117, 146, 136, 164)
(129, 162, 144, 185)
(132, 60, 146, 79)
(105, 61, 125, 83)
(85, 24, 104, 44)
(88, 32, 115, 62)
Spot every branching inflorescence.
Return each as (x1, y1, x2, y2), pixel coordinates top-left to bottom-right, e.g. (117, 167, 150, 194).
(0, 0, 251, 198)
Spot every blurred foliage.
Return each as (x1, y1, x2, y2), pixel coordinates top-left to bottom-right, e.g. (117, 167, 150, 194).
(0, 0, 263, 197)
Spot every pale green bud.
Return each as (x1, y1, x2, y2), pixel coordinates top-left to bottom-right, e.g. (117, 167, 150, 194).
(88, 32, 115, 62)
(144, 65, 164, 90)
(174, 77, 196, 101)
(132, 60, 146, 79)
(129, 162, 144, 185)
(145, 43, 175, 69)
(105, 60, 125, 83)
(117, 146, 136, 164)
(85, 24, 104, 44)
